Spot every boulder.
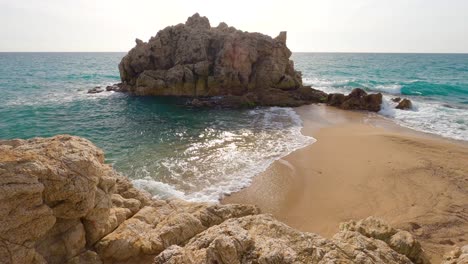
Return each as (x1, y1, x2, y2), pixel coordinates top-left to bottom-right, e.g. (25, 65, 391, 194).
(443, 245, 468, 264)
(95, 201, 259, 263)
(392, 97, 402, 102)
(0, 136, 150, 264)
(327, 88, 383, 112)
(118, 13, 325, 107)
(396, 98, 413, 110)
(154, 214, 430, 264)
(340, 217, 430, 264)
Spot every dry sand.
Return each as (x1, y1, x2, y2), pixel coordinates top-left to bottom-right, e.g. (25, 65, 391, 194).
(222, 104, 468, 262)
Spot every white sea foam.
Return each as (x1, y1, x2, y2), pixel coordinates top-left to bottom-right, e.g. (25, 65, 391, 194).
(130, 107, 315, 203)
(372, 84, 402, 94)
(303, 77, 351, 94)
(4, 81, 119, 107)
(133, 178, 187, 200)
(303, 76, 468, 142)
(379, 96, 468, 141)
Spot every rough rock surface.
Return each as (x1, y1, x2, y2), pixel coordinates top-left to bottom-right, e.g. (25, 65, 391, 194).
(0, 135, 151, 264)
(118, 13, 327, 107)
(155, 215, 429, 264)
(442, 245, 468, 264)
(1, 135, 431, 264)
(327, 88, 383, 112)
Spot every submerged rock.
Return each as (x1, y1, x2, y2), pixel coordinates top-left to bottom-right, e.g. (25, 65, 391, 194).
(392, 97, 402, 102)
(327, 88, 383, 112)
(0, 135, 431, 264)
(88, 87, 104, 94)
(118, 13, 327, 107)
(396, 98, 413, 110)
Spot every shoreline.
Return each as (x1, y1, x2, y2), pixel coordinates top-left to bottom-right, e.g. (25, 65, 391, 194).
(222, 104, 468, 262)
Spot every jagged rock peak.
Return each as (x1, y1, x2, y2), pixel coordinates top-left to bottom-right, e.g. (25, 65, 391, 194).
(185, 13, 211, 29)
(275, 31, 287, 44)
(117, 13, 332, 107)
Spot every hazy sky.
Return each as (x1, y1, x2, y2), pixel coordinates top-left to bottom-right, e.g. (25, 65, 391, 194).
(1, 0, 467, 52)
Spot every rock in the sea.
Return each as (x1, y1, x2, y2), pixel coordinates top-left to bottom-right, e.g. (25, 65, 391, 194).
(392, 97, 402, 102)
(118, 13, 327, 107)
(396, 98, 413, 110)
(88, 87, 104, 94)
(327, 88, 383, 112)
(0, 135, 430, 264)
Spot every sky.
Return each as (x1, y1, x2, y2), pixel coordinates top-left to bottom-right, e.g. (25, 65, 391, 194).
(0, 0, 467, 53)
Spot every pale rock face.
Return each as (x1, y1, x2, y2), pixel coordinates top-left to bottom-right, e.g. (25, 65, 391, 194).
(443, 245, 468, 264)
(118, 13, 327, 107)
(95, 201, 259, 263)
(1, 136, 431, 264)
(340, 217, 430, 264)
(154, 214, 418, 264)
(35, 219, 86, 263)
(0, 136, 150, 264)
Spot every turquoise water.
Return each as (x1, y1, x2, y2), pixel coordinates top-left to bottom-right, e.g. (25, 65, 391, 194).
(293, 53, 468, 140)
(0, 52, 467, 201)
(0, 52, 311, 201)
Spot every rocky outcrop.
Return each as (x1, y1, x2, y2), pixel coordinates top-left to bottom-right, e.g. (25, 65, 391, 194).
(442, 245, 468, 264)
(0, 135, 151, 264)
(117, 13, 327, 107)
(327, 88, 383, 112)
(155, 215, 430, 264)
(396, 98, 413, 110)
(340, 217, 430, 264)
(1, 135, 430, 263)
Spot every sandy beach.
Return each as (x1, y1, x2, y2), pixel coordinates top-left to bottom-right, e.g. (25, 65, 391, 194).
(222, 104, 468, 262)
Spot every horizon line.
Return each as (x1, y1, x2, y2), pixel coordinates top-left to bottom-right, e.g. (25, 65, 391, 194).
(1, 51, 468, 55)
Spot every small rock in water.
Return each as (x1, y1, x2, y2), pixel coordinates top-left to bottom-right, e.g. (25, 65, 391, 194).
(105, 84, 125, 92)
(106, 85, 116, 91)
(87, 87, 104, 94)
(396, 98, 412, 110)
(392, 97, 402, 102)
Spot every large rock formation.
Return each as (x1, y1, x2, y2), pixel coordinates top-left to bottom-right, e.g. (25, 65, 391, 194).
(1, 135, 430, 263)
(117, 13, 327, 107)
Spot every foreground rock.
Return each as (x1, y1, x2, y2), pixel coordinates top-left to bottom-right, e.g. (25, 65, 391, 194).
(155, 216, 430, 264)
(1, 135, 431, 263)
(327, 88, 383, 112)
(443, 245, 468, 264)
(117, 13, 327, 107)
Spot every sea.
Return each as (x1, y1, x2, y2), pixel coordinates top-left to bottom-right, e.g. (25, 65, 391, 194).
(0, 52, 467, 202)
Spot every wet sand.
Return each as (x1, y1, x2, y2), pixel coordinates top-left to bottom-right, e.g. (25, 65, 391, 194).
(222, 104, 468, 262)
